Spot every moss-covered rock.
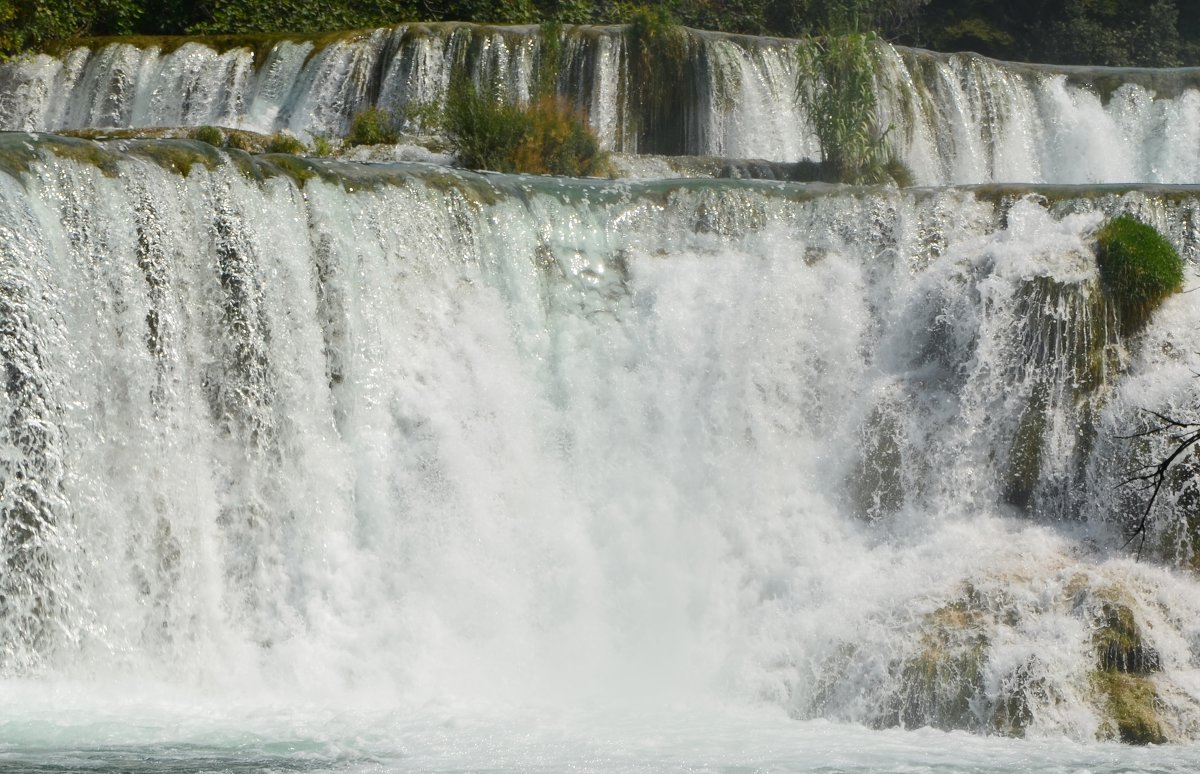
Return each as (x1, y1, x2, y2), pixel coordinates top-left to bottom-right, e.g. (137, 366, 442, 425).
(1092, 671, 1167, 744)
(1080, 586, 1167, 744)
(1000, 274, 1120, 513)
(888, 592, 990, 730)
(990, 659, 1053, 737)
(188, 125, 226, 147)
(1003, 380, 1049, 510)
(263, 132, 308, 154)
(1093, 599, 1161, 674)
(1094, 215, 1184, 336)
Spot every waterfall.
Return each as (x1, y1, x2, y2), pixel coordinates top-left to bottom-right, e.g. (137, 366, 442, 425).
(0, 135, 1199, 753)
(4, 24, 1200, 184)
(5, 10, 1200, 767)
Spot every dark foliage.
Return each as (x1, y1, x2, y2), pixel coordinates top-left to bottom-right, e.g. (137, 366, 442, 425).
(2, 0, 1198, 67)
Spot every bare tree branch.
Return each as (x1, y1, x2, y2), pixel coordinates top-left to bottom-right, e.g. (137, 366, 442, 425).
(1119, 409, 1200, 558)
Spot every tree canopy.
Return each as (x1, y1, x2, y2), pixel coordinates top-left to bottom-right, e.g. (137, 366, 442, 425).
(2, 0, 1197, 66)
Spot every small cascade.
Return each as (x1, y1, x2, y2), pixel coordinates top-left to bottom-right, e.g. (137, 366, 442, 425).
(4, 25, 1200, 184)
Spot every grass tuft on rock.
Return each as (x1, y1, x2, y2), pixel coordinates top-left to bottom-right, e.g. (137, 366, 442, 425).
(1095, 215, 1184, 335)
(188, 125, 225, 147)
(264, 132, 307, 154)
(346, 107, 401, 146)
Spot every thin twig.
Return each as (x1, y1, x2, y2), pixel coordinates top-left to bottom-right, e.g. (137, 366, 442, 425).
(1119, 409, 1200, 558)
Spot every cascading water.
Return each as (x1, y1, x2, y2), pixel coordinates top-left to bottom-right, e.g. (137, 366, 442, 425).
(4, 23, 1200, 184)
(1, 129, 1200, 770)
(5, 14, 1200, 772)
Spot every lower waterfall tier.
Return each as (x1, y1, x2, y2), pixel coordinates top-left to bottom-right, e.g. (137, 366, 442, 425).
(2, 136, 1200, 745)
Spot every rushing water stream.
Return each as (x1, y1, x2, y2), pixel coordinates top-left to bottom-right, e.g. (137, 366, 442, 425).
(3, 20, 1200, 774)
(5, 24, 1200, 184)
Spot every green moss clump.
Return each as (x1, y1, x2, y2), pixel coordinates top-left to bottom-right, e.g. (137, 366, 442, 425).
(264, 132, 307, 154)
(346, 107, 401, 146)
(189, 125, 225, 147)
(1094, 215, 1184, 335)
(224, 130, 256, 152)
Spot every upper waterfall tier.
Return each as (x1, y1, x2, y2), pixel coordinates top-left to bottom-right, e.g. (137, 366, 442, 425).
(2, 24, 1200, 185)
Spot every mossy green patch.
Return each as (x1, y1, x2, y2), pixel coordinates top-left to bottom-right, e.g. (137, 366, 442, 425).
(264, 132, 308, 154)
(1094, 215, 1183, 335)
(1082, 586, 1167, 744)
(1092, 595, 1161, 674)
(39, 136, 123, 177)
(124, 140, 222, 176)
(188, 125, 225, 147)
(258, 154, 324, 186)
(1001, 274, 1120, 511)
(1092, 671, 1167, 744)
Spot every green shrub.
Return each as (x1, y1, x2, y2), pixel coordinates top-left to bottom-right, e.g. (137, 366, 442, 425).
(347, 106, 401, 146)
(443, 79, 607, 177)
(264, 131, 307, 154)
(797, 32, 895, 184)
(401, 99, 444, 135)
(188, 125, 225, 146)
(509, 97, 609, 176)
(624, 4, 690, 151)
(311, 135, 334, 157)
(1095, 215, 1184, 335)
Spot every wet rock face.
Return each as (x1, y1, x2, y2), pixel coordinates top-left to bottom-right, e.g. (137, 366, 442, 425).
(889, 596, 990, 731)
(1094, 601, 1162, 674)
(832, 573, 1188, 744)
(1086, 591, 1167, 745)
